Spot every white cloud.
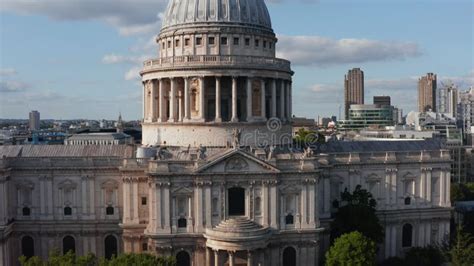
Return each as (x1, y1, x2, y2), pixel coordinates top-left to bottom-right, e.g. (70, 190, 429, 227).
(0, 80, 29, 93)
(0, 68, 18, 77)
(102, 54, 150, 65)
(0, 0, 168, 36)
(125, 66, 142, 81)
(276, 35, 422, 66)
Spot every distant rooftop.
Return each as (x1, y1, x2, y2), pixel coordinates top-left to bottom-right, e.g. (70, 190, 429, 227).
(0, 145, 134, 158)
(318, 139, 443, 153)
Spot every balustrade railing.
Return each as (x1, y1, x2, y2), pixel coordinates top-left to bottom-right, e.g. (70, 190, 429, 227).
(143, 55, 291, 71)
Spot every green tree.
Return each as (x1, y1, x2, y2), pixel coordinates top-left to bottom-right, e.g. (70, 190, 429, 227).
(331, 185, 384, 243)
(449, 226, 474, 266)
(19, 251, 175, 266)
(451, 182, 474, 202)
(325, 231, 377, 266)
(294, 128, 325, 148)
(404, 246, 445, 266)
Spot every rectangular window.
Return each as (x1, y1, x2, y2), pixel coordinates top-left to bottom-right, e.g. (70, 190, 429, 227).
(255, 39, 259, 47)
(233, 37, 240, 45)
(141, 197, 147, 205)
(184, 38, 190, 46)
(167, 40, 171, 48)
(245, 38, 250, 46)
(269, 42, 272, 49)
(208, 37, 215, 45)
(142, 243, 148, 251)
(221, 37, 228, 45)
(175, 39, 180, 47)
(263, 40, 267, 48)
(162, 42, 165, 49)
(196, 37, 202, 45)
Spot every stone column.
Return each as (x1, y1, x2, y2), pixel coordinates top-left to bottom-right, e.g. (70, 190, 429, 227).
(47, 177, 53, 218)
(270, 182, 278, 229)
(196, 184, 203, 232)
(159, 79, 165, 122)
(178, 90, 183, 122)
(123, 179, 131, 222)
(260, 79, 266, 120)
(151, 80, 158, 122)
(169, 78, 177, 122)
(309, 179, 316, 227)
(163, 184, 171, 232)
(205, 183, 212, 228)
(142, 82, 146, 121)
(199, 77, 206, 121)
(426, 169, 432, 204)
(0, 178, 7, 225)
(187, 196, 193, 233)
(229, 251, 235, 266)
(446, 171, 451, 206)
(280, 80, 286, 121)
(439, 171, 445, 206)
(231, 77, 239, 122)
(132, 180, 139, 223)
(271, 79, 277, 118)
(155, 184, 162, 231)
(286, 81, 292, 121)
(247, 251, 253, 266)
(262, 182, 269, 226)
(246, 77, 253, 121)
(89, 177, 95, 217)
(82, 177, 88, 216)
(214, 250, 219, 266)
(40, 177, 46, 216)
(184, 77, 191, 121)
(206, 248, 212, 266)
(301, 182, 308, 228)
(385, 170, 391, 208)
(215, 77, 222, 122)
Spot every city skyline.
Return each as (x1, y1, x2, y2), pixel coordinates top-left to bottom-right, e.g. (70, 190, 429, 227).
(0, 0, 473, 120)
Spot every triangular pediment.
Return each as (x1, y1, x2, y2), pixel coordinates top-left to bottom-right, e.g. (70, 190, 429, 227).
(197, 149, 280, 174)
(172, 186, 194, 195)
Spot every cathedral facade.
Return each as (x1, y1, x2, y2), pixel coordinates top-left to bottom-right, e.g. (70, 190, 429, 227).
(0, 0, 452, 265)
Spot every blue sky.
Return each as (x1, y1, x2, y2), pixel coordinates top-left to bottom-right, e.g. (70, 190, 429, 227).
(0, 0, 473, 120)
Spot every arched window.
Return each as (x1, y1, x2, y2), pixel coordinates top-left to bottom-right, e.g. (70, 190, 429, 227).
(21, 236, 35, 258)
(283, 246, 297, 266)
(22, 207, 31, 216)
(104, 235, 118, 260)
(63, 236, 76, 255)
(106, 206, 114, 215)
(178, 218, 187, 228)
(176, 251, 191, 266)
(228, 187, 245, 216)
(285, 214, 294, 225)
(64, 206, 72, 216)
(402, 223, 413, 247)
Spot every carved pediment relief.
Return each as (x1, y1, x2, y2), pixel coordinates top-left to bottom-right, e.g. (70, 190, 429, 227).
(402, 172, 417, 180)
(197, 149, 279, 174)
(101, 180, 119, 190)
(365, 173, 381, 181)
(280, 184, 300, 194)
(16, 180, 34, 190)
(225, 157, 249, 172)
(58, 179, 77, 190)
(172, 186, 193, 195)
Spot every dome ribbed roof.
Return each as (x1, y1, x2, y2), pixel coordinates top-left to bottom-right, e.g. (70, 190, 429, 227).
(161, 0, 272, 31)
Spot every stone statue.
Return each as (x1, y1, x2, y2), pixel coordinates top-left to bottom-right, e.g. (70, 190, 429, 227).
(232, 128, 242, 149)
(302, 147, 314, 159)
(267, 145, 276, 160)
(198, 144, 207, 160)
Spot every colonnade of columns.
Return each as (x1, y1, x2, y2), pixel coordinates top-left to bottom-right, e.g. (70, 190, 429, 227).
(143, 76, 292, 123)
(206, 248, 257, 266)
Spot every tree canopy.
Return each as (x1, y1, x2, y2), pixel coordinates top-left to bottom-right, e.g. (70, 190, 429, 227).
(448, 226, 474, 266)
(325, 231, 376, 266)
(19, 251, 176, 266)
(331, 185, 384, 243)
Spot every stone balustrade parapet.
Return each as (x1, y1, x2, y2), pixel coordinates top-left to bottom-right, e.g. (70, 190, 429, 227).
(142, 55, 291, 72)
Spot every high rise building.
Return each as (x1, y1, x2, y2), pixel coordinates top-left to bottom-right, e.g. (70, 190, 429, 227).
(418, 73, 437, 112)
(457, 87, 474, 134)
(29, 110, 40, 131)
(373, 96, 391, 106)
(344, 68, 364, 119)
(439, 82, 458, 117)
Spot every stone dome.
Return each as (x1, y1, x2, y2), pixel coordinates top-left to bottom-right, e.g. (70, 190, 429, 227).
(161, 0, 272, 31)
